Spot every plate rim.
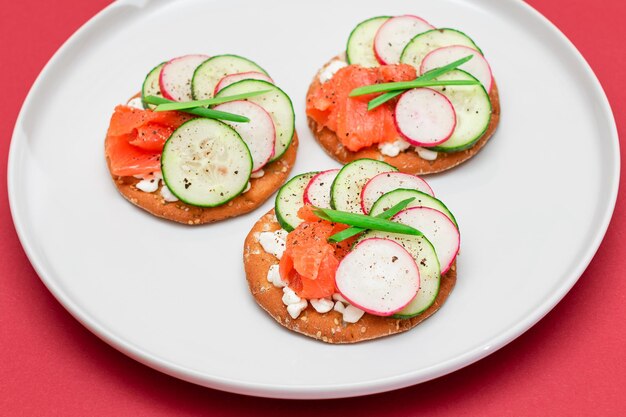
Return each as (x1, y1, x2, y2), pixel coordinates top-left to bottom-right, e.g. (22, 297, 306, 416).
(7, 0, 620, 399)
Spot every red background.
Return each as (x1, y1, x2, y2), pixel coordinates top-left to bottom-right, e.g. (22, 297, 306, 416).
(1, 1, 624, 415)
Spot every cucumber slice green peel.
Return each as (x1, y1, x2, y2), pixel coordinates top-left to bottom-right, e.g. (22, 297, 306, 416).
(275, 172, 318, 232)
(312, 207, 422, 237)
(153, 89, 273, 112)
(327, 197, 416, 242)
(161, 118, 252, 207)
(143, 95, 249, 123)
(141, 62, 165, 109)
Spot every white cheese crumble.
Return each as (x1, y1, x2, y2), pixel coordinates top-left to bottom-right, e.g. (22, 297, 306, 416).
(258, 229, 288, 259)
(136, 177, 159, 193)
(282, 287, 301, 305)
(379, 139, 411, 157)
(243, 182, 251, 193)
(287, 301, 308, 319)
(311, 298, 334, 314)
(126, 97, 144, 109)
(343, 305, 365, 323)
(415, 147, 438, 161)
(333, 301, 346, 313)
(378, 139, 439, 160)
(331, 293, 365, 323)
(332, 293, 348, 303)
(282, 287, 308, 319)
(160, 183, 179, 202)
(267, 264, 286, 288)
(250, 169, 265, 179)
(319, 58, 348, 83)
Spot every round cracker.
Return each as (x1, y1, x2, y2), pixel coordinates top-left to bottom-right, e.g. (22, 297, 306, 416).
(105, 131, 298, 225)
(243, 209, 457, 343)
(306, 56, 501, 175)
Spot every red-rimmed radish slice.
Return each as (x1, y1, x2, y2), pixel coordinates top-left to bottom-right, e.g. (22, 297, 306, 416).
(335, 238, 420, 316)
(159, 54, 209, 102)
(374, 15, 435, 65)
(214, 71, 274, 95)
(393, 207, 460, 274)
(421, 45, 493, 93)
(303, 169, 340, 208)
(395, 88, 456, 147)
(361, 172, 434, 214)
(213, 101, 275, 172)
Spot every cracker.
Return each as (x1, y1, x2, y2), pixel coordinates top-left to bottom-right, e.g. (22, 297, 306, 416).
(105, 133, 298, 225)
(306, 56, 501, 174)
(243, 209, 457, 343)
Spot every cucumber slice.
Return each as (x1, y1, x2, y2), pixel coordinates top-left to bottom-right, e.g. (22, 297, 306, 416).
(141, 62, 165, 109)
(330, 159, 397, 213)
(370, 189, 458, 227)
(161, 118, 252, 207)
(275, 172, 318, 232)
(346, 16, 390, 67)
(215, 80, 294, 162)
(430, 70, 491, 152)
(192, 54, 269, 100)
(359, 231, 440, 318)
(400, 28, 481, 70)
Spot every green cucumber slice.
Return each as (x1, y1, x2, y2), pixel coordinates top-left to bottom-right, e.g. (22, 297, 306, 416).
(215, 80, 295, 162)
(360, 231, 441, 318)
(431, 70, 491, 152)
(346, 16, 390, 67)
(161, 118, 252, 207)
(192, 54, 269, 100)
(370, 189, 458, 227)
(400, 28, 481, 70)
(331, 159, 397, 213)
(275, 172, 318, 232)
(141, 62, 165, 109)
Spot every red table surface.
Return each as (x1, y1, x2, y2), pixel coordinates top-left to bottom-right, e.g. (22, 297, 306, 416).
(1, 1, 625, 415)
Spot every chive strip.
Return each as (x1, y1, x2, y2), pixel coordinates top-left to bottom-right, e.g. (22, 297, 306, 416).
(313, 207, 422, 237)
(153, 89, 272, 112)
(142, 96, 249, 123)
(327, 197, 416, 243)
(350, 79, 478, 97)
(361, 55, 476, 110)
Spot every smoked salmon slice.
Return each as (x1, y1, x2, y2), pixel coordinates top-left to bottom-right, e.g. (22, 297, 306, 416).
(306, 64, 416, 152)
(105, 105, 192, 177)
(278, 206, 357, 299)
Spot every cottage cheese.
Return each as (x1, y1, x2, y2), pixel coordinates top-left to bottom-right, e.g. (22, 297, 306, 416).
(319, 58, 348, 83)
(379, 139, 411, 157)
(250, 169, 265, 179)
(267, 264, 286, 288)
(258, 229, 288, 259)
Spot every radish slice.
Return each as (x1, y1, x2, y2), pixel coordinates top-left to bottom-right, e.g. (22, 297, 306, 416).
(374, 15, 435, 65)
(335, 238, 420, 316)
(303, 169, 340, 208)
(214, 71, 274, 95)
(159, 54, 209, 102)
(213, 101, 275, 172)
(393, 207, 460, 274)
(421, 45, 493, 93)
(395, 88, 456, 147)
(361, 172, 434, 214)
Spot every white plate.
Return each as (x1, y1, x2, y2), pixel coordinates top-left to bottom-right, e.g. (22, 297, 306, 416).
(8, 0, 619, 399)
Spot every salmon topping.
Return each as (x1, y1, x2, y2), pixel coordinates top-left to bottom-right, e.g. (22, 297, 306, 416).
(279, 206, 356, 299)
(105, 105, 192, 177)
(306, 64, 417, 152)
